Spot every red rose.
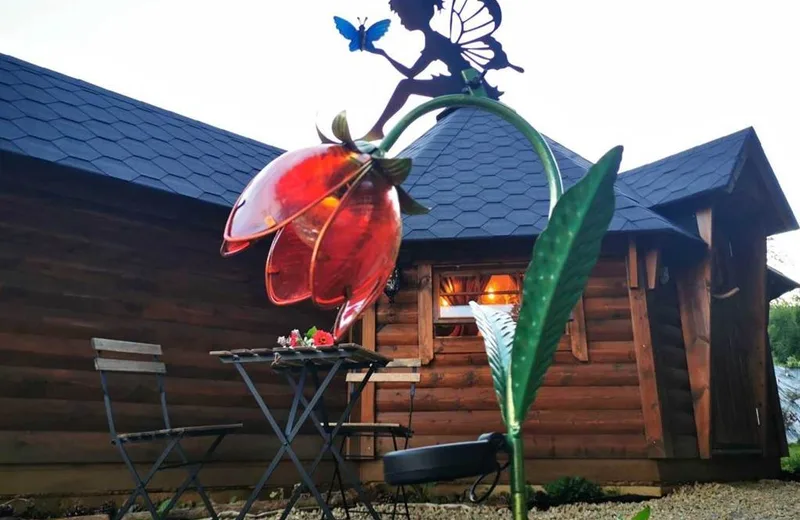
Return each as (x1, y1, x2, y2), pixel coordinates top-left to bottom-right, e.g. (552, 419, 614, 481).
(289, 330, 300, 347)
(313, 330, 335, 347)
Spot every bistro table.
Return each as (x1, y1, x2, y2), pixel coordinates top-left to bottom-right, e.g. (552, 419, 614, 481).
(211, 344, 390, 520)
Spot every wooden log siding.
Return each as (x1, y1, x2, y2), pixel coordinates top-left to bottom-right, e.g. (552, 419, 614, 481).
(370, 255, 649, 460)
(646, 270, 699, 458)
(0, 173, 339, 498)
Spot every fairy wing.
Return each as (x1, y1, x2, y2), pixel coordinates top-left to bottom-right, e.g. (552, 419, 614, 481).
(446, 0, 524, 75)
(333, 16, 361, 52)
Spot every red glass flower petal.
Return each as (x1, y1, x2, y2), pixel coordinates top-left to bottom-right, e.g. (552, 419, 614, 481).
(223, 144, 370, 242)
(332, 275, 385, 340)
(310, 174, 402, 309)
(265, 225, 313, 305)
(220, 239, 253, 257)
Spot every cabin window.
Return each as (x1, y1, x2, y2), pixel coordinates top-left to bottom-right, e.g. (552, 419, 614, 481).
(434, 266, 525, 337)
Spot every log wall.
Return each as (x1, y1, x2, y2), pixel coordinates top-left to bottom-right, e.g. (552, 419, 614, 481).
(0, 161, 338, 498)
(647, 272, 699, 458)
(370, 256, 652, 472)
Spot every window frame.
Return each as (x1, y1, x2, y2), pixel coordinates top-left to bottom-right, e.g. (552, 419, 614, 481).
(433, 263, 528, 324)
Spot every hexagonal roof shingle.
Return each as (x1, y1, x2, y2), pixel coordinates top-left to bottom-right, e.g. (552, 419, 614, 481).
(4, 52, 790, 247)
(396, 107, 698, 241)
(0, 53, 284, 206)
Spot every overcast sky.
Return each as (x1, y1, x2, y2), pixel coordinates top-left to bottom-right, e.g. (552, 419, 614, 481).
(1, 0, 798, 280)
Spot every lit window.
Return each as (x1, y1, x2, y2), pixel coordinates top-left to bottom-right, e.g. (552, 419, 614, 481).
(434, 267, 525, 336)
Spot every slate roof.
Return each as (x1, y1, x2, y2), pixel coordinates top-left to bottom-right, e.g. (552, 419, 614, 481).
(0, 53, 284, 206)
(619, 128, 752, 206)
(397, 108, 698, 241)
(0, 53, 780, 245)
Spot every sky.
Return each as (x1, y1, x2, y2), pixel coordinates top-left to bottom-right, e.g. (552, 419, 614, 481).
(1, 0, 799, 281)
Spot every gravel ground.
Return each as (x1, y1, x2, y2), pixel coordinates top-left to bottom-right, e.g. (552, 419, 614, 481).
(260, 480, 800, 520)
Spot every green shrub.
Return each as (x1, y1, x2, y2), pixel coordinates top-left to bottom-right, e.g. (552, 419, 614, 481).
(781, 443, 800, 473)
(543, 476, 605, 505)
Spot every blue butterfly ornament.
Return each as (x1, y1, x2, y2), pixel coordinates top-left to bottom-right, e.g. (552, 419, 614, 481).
(333, 16, 391, 52)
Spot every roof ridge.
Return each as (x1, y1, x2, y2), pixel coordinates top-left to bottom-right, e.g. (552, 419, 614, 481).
(1, 53, 285, 155)
(622, 126, 753, 176)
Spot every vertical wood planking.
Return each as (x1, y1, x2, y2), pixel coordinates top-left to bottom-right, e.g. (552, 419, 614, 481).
(358, 305, 377, 461)
(628, 240, 670, 458)
(766, 350, 789, 457)
(675, 210, 713, 458)
(745, 232, 768, 453)
(417, 264, 434, 365)
(569, 297, 589, 362)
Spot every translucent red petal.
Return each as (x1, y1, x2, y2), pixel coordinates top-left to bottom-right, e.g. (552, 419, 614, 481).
(311, 174, 402, 309)
(220, 239, 253, 257)
(223, 145, 369, 242)
(265, 225, 313, 306)
(332, 276, 386, 341)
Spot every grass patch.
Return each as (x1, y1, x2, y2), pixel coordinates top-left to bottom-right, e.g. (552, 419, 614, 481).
(781, 443, 800, 474)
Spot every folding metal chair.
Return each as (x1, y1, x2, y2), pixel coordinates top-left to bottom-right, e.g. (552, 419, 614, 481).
(92, 338, 243, 520)
(321, 358, 420, 520)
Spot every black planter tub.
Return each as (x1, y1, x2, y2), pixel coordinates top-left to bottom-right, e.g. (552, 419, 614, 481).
(383, 432, 509, 489)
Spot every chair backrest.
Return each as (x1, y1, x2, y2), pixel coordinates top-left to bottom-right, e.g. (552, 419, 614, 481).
(92, 338, 169, 439)
(346, 358, 421, 430)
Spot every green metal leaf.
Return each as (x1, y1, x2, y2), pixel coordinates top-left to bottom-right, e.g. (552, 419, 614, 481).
(316, 121, 336, 144)
(509, 146, 622, 429)
(354, 140, 379, 155)
(331, 111, 356, 148)
(630, 506, 651, 520)
(375, 157, 413, 185)
(469, 302, 516, 425)
(396, 185, 430, 215)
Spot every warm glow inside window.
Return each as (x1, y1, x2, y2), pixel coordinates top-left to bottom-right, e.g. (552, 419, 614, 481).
(434, 267, 525, 336)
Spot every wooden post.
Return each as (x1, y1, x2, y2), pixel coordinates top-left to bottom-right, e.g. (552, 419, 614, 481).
(645, 248, 661, 290)
(627, 240, 639, 288)
(675, 208, 713, 459)
(696, 208, 712, 246)
(676, 261, 713, 459)
(358, 305, 377, 462)
(569, 297, 589, 362)
(627, 239, 670, 458)
(417, 264, 434, 365)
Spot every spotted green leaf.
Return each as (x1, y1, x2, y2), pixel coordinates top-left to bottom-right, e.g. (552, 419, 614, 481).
(509, 146, 621, 428)
(630, 506, 651, 520)
(469, 302, 516, 424)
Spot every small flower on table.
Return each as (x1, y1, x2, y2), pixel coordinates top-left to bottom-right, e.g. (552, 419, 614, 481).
(277, 326, 335, 349)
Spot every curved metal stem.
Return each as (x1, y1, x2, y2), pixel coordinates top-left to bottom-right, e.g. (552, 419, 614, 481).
(378, 94, 564, 214)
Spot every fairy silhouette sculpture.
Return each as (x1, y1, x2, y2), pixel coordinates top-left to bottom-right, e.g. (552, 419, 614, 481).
(334, 0, 524, 141)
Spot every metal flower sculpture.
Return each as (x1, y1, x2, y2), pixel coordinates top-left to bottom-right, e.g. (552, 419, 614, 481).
(220, 113, 427, 340)
(221, 76, 629, 519)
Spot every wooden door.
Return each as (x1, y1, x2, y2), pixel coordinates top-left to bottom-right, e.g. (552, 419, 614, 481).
(709, 227, 764, 454)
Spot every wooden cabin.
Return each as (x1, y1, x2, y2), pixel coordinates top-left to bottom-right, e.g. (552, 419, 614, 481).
(1, 53, 798, 499)
(353, 108, 800, 490)
(0, 54, 339, 499)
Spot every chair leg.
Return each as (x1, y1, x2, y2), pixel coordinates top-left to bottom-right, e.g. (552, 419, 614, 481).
(335, 435, 352, 520)
(163, 435, 227, 520)
(114, 438, 180, 520)
(321, 435, 352, 520)
(321, 459, 339, 520)
(388, 435, 411, 520)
